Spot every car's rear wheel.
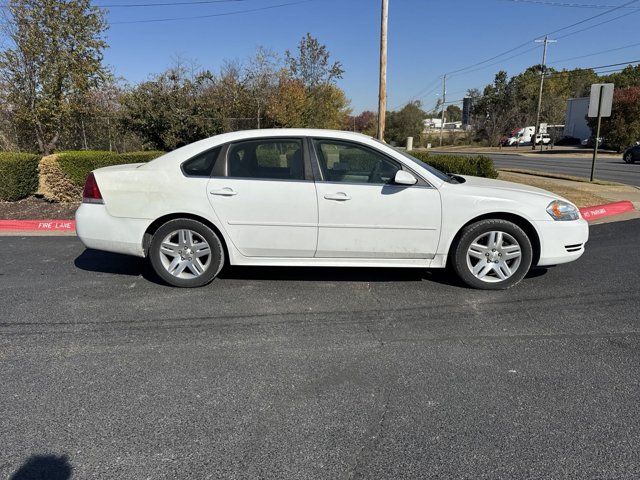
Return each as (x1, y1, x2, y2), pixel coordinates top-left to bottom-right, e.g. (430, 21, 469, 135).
(624, 152, 635, 164)
(451, 219, 533, 290)
(149, 218, 224, 287)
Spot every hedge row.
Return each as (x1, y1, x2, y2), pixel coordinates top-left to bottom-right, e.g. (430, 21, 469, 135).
(57, 150, 165, 187)
(409, 151, 498, 179)
(0, 153, 40, 201)
(1, 148, 497, 203)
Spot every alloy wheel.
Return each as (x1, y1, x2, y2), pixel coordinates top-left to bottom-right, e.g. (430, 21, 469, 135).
(466, 230, 522, 283)
(158, 229, 212, 279)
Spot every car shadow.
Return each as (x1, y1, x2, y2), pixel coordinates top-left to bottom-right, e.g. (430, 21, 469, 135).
(219, 265, 433, 283)
(10, 454, 72, 480)
(74, 249, 144, 276)
(74, 249, 166, 285)
(74, 248, 548, 287)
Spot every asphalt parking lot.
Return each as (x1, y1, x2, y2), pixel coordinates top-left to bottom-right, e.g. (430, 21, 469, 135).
(487, 153, 640, 186)
(1, 220, 639, 479)
(431, 150, 640, 186)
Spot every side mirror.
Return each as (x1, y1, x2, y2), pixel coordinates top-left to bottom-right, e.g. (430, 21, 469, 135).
(393, 170, 417, 186)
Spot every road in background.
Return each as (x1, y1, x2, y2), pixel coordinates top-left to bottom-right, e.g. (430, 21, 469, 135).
(433, 151, 640, 186)
(2, 221, 640, 478)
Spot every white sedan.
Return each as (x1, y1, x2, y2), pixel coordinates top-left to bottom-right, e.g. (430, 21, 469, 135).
(76, 129, 588, 290)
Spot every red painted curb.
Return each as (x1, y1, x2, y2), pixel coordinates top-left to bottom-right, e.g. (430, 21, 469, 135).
(0, 201, 635, 231)
(579, 201, 635, 222)
(0, 219, 76, 231)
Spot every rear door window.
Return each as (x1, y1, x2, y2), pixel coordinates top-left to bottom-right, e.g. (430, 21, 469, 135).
(227, 139, 305, 180)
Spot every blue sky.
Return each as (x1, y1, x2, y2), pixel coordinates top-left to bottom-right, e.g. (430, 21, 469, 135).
(103, 0, 640, 113)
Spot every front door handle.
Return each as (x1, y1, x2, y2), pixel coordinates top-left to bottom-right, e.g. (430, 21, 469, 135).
(324, 192, 351, 201)
(210, 187, 237, 197)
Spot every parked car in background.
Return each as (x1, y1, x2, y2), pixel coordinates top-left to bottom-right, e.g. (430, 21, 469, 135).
(582, 137, 603, 148)
(76, 129, 588, 290)
(501, 136, 519, 146)
(623, 144, 640, 163)
(533, 133, 551, 145)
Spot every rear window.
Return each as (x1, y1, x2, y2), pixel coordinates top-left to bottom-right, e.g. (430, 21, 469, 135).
(182, 146, 222, 177)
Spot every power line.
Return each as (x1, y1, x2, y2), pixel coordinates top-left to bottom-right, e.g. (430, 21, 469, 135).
(448, 45, 540, 79)
(0, 0, 248, 7)
(550, 41, 640, 64)
(391, 0, 639, 108)
(544, 59, 640, 76)
(496, 0, 640, 9)
(109, 0, 313, 24)
(545, 0, 639, 36)
(392, 76, 441, 110)
(445, 0, 639, 77)
(98, 0, 248, 7)
(554, 8, 640, 39)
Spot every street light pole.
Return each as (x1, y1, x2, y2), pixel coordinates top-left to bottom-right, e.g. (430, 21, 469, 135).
(376, 0, 389, 141)
(532, 36, 556, 151)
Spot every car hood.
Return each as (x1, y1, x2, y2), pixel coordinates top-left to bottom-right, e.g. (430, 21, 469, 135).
(457, 175, 565, 202)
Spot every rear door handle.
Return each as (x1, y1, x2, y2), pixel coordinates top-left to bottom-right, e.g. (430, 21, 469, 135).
(210, 187, 237, 196)
(324, 192, 351, 201)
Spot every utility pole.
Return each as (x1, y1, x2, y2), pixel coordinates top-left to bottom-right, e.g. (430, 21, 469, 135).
(439, 74, 447, 147)
(376, 0, 388, 141)
(532, 36, 556, 151)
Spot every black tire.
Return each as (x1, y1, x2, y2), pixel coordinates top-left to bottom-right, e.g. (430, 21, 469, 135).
(148, 218, 224, 288)
(450, 219, 533, 290)
(624, 153, 635, 164)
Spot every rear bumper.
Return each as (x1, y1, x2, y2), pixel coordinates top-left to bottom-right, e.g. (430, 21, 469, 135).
(75, 203, 149, 257)
(536, 218, 589, 266)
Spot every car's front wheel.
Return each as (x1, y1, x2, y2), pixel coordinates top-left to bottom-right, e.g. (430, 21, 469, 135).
(451, 219, 533, 290)
(624, 152, 635, 164)
(149, 218, 224, 287)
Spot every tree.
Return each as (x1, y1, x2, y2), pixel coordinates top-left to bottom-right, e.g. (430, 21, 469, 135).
(603, 64, 640, 89)
(469, 65, 603, 145)
(385, 101, 426, 146)
(445, 105, 462, 123)
(303, 83, 350, 129)
(589, 87, 640, 151)
(470, 71, 520, 145)
(0, 0, 108, 154)
(119, 65, 220, 151)
(245, 47, 279, 128)
(266, 74, 306, 127)
(285, 33, 344, 87)
(345, 111, 376, 134)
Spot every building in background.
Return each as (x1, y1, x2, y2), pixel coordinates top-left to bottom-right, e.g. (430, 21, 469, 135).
(423, 118, 463, 132)
(563, 97, 591, 141)
(424, 118, 443, 130)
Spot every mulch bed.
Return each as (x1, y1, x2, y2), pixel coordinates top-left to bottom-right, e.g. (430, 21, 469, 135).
(0, 197, 79, 220)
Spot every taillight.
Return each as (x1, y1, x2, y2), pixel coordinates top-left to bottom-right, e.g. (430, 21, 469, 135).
(82, 172, 104, 204)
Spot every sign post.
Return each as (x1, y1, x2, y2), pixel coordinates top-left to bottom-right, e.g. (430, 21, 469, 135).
(588, 83, 614, 182)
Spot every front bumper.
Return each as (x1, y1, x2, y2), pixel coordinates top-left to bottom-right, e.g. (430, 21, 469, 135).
(75, 203, 150, 257)
(535, 218, 589, 266)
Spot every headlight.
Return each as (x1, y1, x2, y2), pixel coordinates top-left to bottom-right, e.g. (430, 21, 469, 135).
(546, 200, 580, 221)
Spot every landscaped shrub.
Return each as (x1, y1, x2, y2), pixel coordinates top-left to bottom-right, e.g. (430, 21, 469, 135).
(57, 150, 164, 186)
(38, 150, 164, 202)
(38, 154, 83, 203)
(408, 151, 498, 179)
(0, 152, 40, 201)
